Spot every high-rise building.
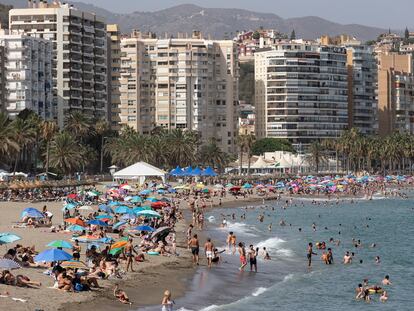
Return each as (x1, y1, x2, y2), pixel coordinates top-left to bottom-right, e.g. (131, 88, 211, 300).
(107, 24, 121, 130)
(119, 31, 239, 153)
(0, 32, 53, 118)
(9, 0, 107, 126)
(346, 44, 378, 135)
(378, 53, 414, 135)
(0, 45, 5, 112)
(254, 43, 348, 149)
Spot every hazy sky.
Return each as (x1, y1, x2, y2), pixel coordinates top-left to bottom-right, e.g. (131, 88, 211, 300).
(78, 0, 412, 29)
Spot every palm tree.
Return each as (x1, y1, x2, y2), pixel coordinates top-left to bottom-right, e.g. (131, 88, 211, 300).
(0, 112, 19, 162)
(65, 111, 92, 139)
(95, 119, 109, 173)
(47, 131, 85, 175)
(236, 135, 247, 175)
(166, 129, 198, 167)
(11, 117, 36, 173)
(41, 120, 58, 174)
(309, 141, 325, 173)
(198, 138, 229, 171)
(244, 134, 256, 175)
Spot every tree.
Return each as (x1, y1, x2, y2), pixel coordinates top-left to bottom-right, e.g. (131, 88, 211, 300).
(290, 29, 296, 40)
(404, 27, 410, 44)
(198, 138, 229, 171)
(0, 112, 18, 162)
(11, 117, 36, 173)
(252, 31, 260, 40)
(41, 120, 58, 174)
(95, 119, 110, 173)
(65, 111, 93, 139)
(236, 135, 246, 174)
(309, 141, 324, 173)
(47, 131, 85, 175)
(244, 134, 256, 174)
(251, 138, 295, 155)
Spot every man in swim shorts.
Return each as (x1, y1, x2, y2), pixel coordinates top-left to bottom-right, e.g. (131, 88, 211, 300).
(188, 234, 199, 265)
(204, 238, 214, 268)
(248, 245, 257, 272)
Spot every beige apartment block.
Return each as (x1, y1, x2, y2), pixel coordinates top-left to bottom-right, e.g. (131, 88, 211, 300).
(119, 31, 239, 153)
(107, 24, 121, 130)
(378, 53, 414, 135)
(9, 0, 108, 126)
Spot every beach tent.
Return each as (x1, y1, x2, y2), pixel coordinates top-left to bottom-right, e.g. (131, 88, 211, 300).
(170, 166, 184, 176)
(181, 167, 193, 177)
(113, 162, 166, 185)
(201, 167, 217, 177)
(190, 167, 202, 176)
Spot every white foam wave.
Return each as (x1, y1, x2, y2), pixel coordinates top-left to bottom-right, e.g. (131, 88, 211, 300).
(177, 308, 195, 311)
(282, 273, 294, 282)
(255, 236, 294, 258)
(200, 305, 219, 311)
(207, 216, 216, 223)
(252, 287, 268, 296)
(220, 221, 258, 237)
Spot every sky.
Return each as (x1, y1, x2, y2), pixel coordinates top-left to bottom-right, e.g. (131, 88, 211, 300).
(77, 0, 413, 29)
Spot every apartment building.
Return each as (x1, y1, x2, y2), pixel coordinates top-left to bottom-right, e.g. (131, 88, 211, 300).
(9, 0, 107, 126)
(107, 24, 121, 130)
(254, 43, 348, 149)
(119, 31, 239, 153)
(0, 45, 5, 112)
(378, 53, 414, 135)
(346, 44, 378, 135)
(0, 32, 53, 119)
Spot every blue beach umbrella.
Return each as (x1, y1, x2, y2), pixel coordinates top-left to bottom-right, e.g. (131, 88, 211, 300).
(21, 207, 44, 219)
(98, 204, 114, 214)
(47, 240, 73, 249)
(87, 219, 108, 227)
(0, 233, 21, 245)
(34, 249, 72, 262)
(133, 225, 155, 232)
(112, 221, 127, 230)
(139, 189, 151, 195)
(146, 197, 159, 203)
(135, 210, 161, 218)
(115, 205, 132, 214)
(96, 214, 113, 220)
(62, 203, 76, 211)
(67, 225, 85, 232)
(108, 201, 122, 207)
(130, 196, 143, 203)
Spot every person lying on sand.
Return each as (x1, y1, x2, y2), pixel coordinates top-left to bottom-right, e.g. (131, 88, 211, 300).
(1, 270, 41, 288)
(114, 284, 131, 304)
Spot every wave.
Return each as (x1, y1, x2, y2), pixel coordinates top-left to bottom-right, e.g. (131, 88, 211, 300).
(219, 221, 258, 237)
(207, 215, 216, 223)
(255, 236, 294, 258)
(252, 287, 268, 297)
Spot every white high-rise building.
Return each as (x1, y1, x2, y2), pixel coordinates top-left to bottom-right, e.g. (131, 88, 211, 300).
(255, 43, 348, 150)
(119, 31, 239, 153)
(0, 32, 53, 118)
(9, 0, 107, 126)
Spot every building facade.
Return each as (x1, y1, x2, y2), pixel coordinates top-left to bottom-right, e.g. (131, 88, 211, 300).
(107, 24, 121, 130)
(255, 43, 348, 149)
(0, 45, 5, 112)
(346, 44, 378, 135)
(9, 1, 107, 126)
(378, 53, 414, 135)
(119, 31, 239, 153)
(0, 32, 53, 118)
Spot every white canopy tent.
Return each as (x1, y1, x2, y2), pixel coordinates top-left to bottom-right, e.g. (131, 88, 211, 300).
(113, 162, 166, 185)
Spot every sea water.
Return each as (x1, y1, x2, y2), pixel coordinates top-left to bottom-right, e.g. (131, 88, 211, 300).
(140, 196, 414, 311)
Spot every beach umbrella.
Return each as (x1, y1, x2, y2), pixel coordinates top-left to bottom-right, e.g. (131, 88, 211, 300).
(47, 240, 73, 249)
(96, 214, 113, 220)
(109, 247, 123, 256)
(66, 225, 85, 232)
(0, 258, 21, 270)
(151, 226, 171, 240)
(63, 203, 76, 210)
(214, 184, 224, 189)
(98, 204, 114, 214)
(64, 218, 86, 227)
(114, 205, 132, 214)
(87, 219, 108, 227)
(120, 184, 131, 190)
(225, 183, 234, 188)
(78, 205, 93, 211)
(0, 233, 21, 245)
(151, 201, 167, 209)
(108, 201, 122, 206)
(98, 237, 114, 244)
(133, 225, 155, 232)
(67, 194, 77, 199)
(202, 188, 209, 193)
(130, 196, 143, 203)
(86, 191, 100, 197)
(60, 260, 88, 269)
(242, 183, 253, 189)
(112, 221, 128, 230)
(21, 207, 44, 219)
(75, 235, 101, 243)
(120, 213, 136, 221)
(139, 189, 151, 195)
(111, 240, 127, 249)
(146, 197, 159, 203)
(135, 210, 161, 218)
(34, 249, 72, 262)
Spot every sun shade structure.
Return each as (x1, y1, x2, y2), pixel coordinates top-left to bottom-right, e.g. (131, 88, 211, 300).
(113, 162, 166, 185)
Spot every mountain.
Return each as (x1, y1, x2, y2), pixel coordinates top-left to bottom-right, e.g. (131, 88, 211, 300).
(3, 1, 388, 41)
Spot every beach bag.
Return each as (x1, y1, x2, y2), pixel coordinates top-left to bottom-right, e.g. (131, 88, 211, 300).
(74, 283, 85, 292)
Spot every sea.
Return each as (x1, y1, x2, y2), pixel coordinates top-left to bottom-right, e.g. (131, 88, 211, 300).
(139, 195, 414, 311)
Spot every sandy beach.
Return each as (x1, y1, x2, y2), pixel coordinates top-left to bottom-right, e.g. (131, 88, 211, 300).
(0, 190, 279, 311)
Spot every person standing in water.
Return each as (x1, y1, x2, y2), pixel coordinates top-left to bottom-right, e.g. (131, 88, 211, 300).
(238, 242, 247, 271)
(248, 245, 257, 272)
(161, 290, 174, 311)
(204, 238, 214, 269)
(227, 232, 237, 254)
(307, 242, 317, 267)
(188, 234, 200, 265)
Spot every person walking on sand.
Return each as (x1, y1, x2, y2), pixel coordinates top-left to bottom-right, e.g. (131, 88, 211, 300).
(188, 234, 200, 265)
(307, 242, 317, 267)
(124, 238, 138, 272)
(204, 238, 214, 268)
(238, 242, 247, 271)
(162, 290, 174, 311)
